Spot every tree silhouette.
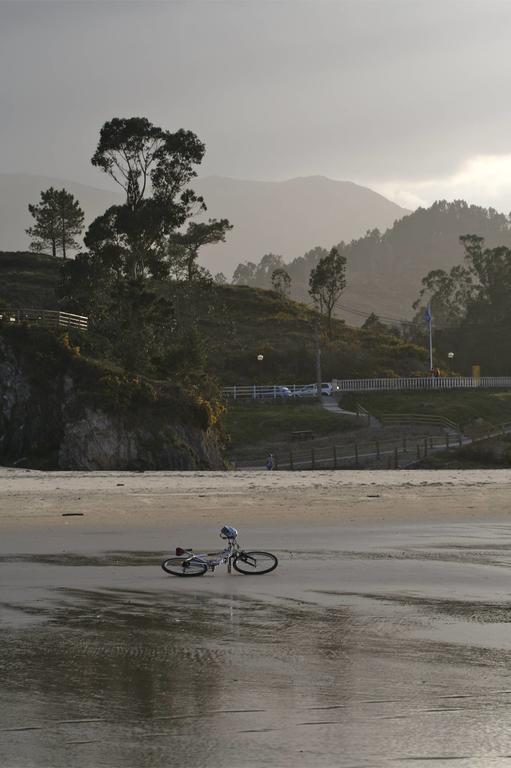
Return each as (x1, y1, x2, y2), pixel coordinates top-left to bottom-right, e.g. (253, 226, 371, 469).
(271, 267, 291, 297)
(87, 116, 217, 279)
(309, 246, 346, 337)
(27, 187, 84, 259)
(169, 219, 232, 282)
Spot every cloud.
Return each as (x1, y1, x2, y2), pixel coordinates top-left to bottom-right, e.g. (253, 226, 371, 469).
(371, 154, 511, 212)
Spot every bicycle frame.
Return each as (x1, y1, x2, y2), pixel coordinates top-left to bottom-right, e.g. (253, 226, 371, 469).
(178, 536, 241, 573)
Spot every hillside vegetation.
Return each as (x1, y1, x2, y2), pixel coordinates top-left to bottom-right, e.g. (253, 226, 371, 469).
(179, 284, 428, 383)
(233, 200, 511, 322)
(0, 323, 224, 469)
(0, 251, 61, 309)
(0, 251, 430, 384)
(223, 401, 362, 461)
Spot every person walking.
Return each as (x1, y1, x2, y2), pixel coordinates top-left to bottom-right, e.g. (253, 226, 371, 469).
(266, 453, 274, 470)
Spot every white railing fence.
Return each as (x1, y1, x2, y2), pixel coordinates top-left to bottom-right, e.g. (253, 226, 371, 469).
(222, 377, 511, 399)
(222, 384, 318, 400)
(336, 376, 511, 391)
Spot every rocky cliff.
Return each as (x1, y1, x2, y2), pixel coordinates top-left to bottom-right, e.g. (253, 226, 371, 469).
(0, 326, 225, 470)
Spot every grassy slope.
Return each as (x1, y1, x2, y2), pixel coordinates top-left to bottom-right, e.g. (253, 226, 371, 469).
(192, 284, 428, 383)
(222, 401, 362, 460)
(0, 252, 430, 383)
(0, 251, 61, 309)
(418, 434, 511, 469)
(341, 390, 511, 430)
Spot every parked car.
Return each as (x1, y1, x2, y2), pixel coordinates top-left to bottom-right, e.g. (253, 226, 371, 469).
(255, 386, 292, 399)
(292, 383, 334, 397)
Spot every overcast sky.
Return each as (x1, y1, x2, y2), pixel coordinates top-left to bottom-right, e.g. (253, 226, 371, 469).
(2, 0, 511, 210)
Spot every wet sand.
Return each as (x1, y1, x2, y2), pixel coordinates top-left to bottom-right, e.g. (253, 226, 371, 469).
(2, 470, 511, 767)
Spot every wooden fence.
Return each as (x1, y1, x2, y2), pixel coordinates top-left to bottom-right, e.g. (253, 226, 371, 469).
(230, 432, 461, 471)
(231, 421, 511, 471)
(0, 309, 88, 332)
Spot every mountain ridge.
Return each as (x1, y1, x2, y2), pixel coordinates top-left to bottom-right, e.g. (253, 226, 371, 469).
(0, 172, 409, 275)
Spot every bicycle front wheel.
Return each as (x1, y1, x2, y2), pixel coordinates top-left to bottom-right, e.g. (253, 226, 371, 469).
(161, 557, 207, 577)
(233, 551, 278, 575)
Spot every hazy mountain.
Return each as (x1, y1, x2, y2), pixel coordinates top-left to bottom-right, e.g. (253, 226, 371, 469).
(4, 175, 506, 327)
(340, 199, 511, 321)
(234, 200, 511, 324)
(194, 175, 409, 275)
(0, 173, 408, 274)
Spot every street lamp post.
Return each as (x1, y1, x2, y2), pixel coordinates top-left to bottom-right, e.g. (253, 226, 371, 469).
(448, 351, 454, 375)
(315, 315, 322, 402)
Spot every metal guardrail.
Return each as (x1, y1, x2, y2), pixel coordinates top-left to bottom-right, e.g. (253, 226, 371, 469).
(0, 308, 88, 332)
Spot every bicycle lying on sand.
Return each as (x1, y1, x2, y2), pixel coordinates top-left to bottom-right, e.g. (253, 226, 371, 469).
(161, 525, 278, 577)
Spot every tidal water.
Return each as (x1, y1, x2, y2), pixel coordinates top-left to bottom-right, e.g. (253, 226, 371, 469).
(3, 523, 511, 766)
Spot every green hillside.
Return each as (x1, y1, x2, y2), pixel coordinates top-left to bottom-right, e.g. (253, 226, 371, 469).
(0, 251, 61, 309)
(342, 390, 511, 432)
(190, 284, 428, 382)
(0, 251, 429, 384)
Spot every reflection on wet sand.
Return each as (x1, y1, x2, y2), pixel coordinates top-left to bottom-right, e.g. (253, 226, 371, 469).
(4, 469, 511, 768)
(3, 575, 511, 767)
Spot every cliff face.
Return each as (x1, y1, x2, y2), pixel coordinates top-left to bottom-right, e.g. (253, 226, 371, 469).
(0, 330, 225, 470)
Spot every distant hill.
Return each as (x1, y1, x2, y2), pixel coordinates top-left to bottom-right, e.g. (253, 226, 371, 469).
(193, 175, 409, 275)
(233, 200, 511, 323)
(0, 173, 408, 273)
(343, 200, 511, 321)
(4, 175, 510, 325)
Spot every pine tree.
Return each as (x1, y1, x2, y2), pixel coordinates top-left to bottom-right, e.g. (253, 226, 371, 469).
(27, 187, 84, 259)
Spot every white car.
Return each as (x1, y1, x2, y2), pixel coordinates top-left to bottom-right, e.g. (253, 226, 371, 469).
(292, 383, 334, 397)
(255, 386, 292, 399)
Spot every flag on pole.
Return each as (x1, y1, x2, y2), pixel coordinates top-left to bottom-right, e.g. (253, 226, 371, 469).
(424, 304, 432, 324)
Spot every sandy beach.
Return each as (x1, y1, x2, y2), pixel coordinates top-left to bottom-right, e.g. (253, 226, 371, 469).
(2, 468, 511, 534)
(3, 469, 511, 767)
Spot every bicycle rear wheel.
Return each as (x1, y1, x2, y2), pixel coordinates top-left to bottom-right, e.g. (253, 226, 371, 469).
(161, 557, 207, 577)
(233, 551, 278, 575)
